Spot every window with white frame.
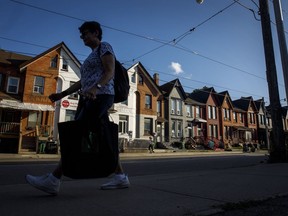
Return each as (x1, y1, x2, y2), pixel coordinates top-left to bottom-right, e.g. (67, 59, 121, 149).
(157, 100, 161, 116)
(119, 115, 128, 134)
(208, 124, 218, 138)
(33, 76, 44, 94)
(27, 111, 42, 129)
(171, 99, 175, 114)
(171, 120, 176, 137)
(65, 110, 76, 121)
(223, 108, 230, 120)
(176, 100, 182, 115)
(131, 72, 136, 83)
(186, 105, 191, 117)
(145, 94, 152, 109)
(68, 81, 79, 100)
(50, 55, 58, 68)
(196, 106, 200, 118)
(233, 112, 237, 122)
(7, 76, 20, 94)
(144, 118, 152, 135)
(177, 121, 182, 137)
(62, 58, 68, 70)
(208, 105, 217, 119)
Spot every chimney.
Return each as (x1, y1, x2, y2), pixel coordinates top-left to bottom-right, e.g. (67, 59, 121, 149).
(153, 73, 159, 85)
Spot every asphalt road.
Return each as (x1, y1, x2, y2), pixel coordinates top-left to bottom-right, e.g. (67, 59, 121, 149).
(1, 152, 287, 216)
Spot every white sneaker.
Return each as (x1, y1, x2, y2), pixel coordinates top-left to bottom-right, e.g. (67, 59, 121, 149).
(26, 173, 60, 195)
(100, 174, 130, 190)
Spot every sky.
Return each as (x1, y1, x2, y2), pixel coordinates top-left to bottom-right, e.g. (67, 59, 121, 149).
(1, 0, 288, 106)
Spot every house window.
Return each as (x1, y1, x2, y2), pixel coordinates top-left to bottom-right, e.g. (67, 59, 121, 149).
(65, 110, 76, 121)
(157, 100, 161, 116)
(249, 112, 255, 124)
(50, 55, 58, 68)
(144, 118, 152, 135)
(171, 120, 176, 137)
(240, 113, 244, 123)
(27, 112, 42, 129)
(176, 100, 182, 115)
(33, 76, 44, 94)
(208, 106, 217, 119)
(62, 58, 68, 70)
(131, 72, 136, 83)
(208, 124, 218, 138)
(171, 99, 175, 114)
(186, 105, 191, 117)
(223, 108, 230, 120)
(177, 121, 182, 137)
(233, 112, 237, 122)
(68, 81, 79, 100)
(145, 94, 152, 109)
(7, 76, 20, 94)
(119, 115, 128, 134)
(196, 106, 200, 118)
(138, 75, 143, 85)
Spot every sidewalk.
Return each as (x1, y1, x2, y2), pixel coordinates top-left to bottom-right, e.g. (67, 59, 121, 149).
(1, 150, 288, 215)
(0, 148, 252, 162)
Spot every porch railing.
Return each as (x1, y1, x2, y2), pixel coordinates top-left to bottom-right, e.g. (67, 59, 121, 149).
(0, 122, 20, 135)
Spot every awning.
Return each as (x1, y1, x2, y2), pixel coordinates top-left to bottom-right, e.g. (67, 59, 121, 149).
(0, 99, 55, 111)
(192, 118, 207, 123)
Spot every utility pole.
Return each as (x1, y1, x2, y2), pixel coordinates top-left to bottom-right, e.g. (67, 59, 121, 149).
(259, 0, 286, 162)
(273, 0, 288, 104)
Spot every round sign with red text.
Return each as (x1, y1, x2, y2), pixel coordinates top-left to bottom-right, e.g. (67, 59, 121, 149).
(62, 100, 70, 108)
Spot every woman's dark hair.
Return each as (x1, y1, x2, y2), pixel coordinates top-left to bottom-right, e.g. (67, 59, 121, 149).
(79, 21, 102, 41)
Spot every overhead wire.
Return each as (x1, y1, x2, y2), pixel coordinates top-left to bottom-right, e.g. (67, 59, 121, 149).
(5, 0, 283, 100)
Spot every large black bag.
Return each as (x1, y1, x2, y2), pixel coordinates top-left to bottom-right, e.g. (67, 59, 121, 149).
(58, 120, 119, 179)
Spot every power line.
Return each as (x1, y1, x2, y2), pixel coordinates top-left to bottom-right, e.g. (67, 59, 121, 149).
(6, 0, 281, 100)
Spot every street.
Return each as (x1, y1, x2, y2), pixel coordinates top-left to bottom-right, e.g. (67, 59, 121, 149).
(0, 153, 266, 185)
(1, 152, 288, 216)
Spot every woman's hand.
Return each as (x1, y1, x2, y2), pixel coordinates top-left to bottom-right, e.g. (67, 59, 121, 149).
(49, 92, 65, 102)
(82, 86, 97, 100)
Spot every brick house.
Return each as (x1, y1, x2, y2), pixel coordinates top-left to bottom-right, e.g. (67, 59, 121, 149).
(217, 91, 234, 145)
(232, 96, 258, 144)
(189, 87, 220, 143)
(0, 48, 57, 153)
(133, 62, 164, 141)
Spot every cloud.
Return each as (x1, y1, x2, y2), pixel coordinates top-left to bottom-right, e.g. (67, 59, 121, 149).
(170, 62, 183, 74)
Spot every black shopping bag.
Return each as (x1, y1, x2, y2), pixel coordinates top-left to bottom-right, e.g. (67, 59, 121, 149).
(58, 120, 119, 179)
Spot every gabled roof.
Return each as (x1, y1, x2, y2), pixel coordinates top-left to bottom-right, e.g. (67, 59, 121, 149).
(0, 49, 32, 65)
(132, 61, 162, 95)
(189, 86, 217, 104)
(185, 94, 205, 106)
(254, 98, 265, 111)
(160, 78, 186, 99)
(19, 41, 81, 70)
(232, 96, 258, 112)
(217, 90, 234, 108)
